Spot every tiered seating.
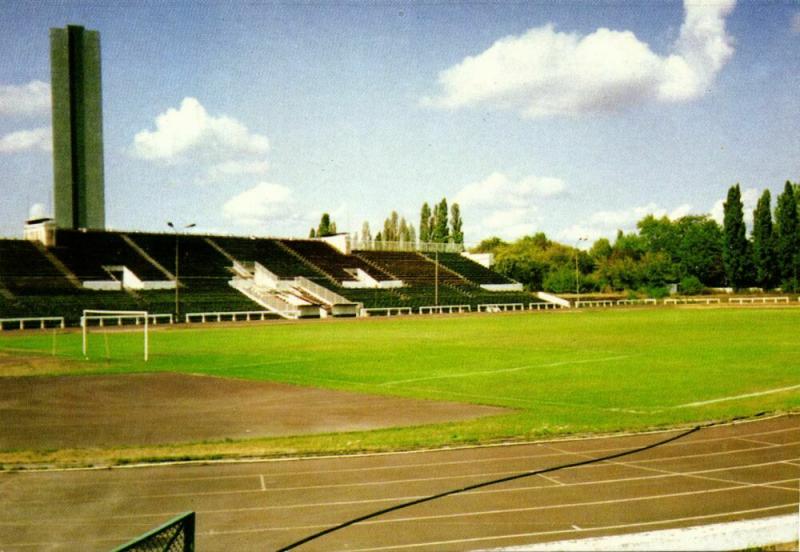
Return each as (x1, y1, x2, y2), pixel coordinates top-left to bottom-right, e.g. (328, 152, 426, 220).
(280, 240, 392, 283)
(211, 237, 327, 281)
(421, 252, 516, 285)
(355, 251, 468, 287)
(52, 229, 165, 281)
(126, 233, 231, 290)
(0, 239, 75, 293)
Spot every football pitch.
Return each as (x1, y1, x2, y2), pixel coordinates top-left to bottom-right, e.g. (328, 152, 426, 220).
(1, 307, 799, 465)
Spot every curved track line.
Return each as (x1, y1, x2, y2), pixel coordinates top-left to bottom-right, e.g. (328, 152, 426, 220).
(276, 425, 700, 551)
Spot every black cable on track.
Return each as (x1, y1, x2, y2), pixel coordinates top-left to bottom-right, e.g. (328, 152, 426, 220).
(277, 424, 702, 551)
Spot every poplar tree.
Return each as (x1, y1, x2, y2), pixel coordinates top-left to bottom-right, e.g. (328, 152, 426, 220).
(431, 198, 449, 242)
(751, 190, 776, 289)
(450, 202, 464, 244)
(309, 228, 316, 238)
(775, 181, 799, 286)
(722, 184, 749, 289)
(317, 213, 332, 237)
(360, 221, 372, 246)
(419, 203, 432, 243)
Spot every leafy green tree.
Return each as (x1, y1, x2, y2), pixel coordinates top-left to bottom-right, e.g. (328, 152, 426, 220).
(675, 216, 725, 286)
(419, 203, 432, 243)
(309, 228, 316, 238)
(471, 237, 507, 254)
(751, 189, 777, 289)
(431, 198, 449, 242)
(317, 213, 337, 237)
(679, 275, 705, 295)
(589, 238, 613, 261)
(722, 184, 750, 288)
(775, 181, 799, 287)
(450, 202, 464, 244)
(637, 215, 679, 258)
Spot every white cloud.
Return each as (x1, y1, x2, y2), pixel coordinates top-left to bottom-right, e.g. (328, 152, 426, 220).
(423, 0, 735, 117)
(0, 127, 51, 153)
(0, 81, 50, 116)
(558, 201, 698, 245)
(454, 172, 563, 240)
(132, 97, 269, 162)
(222, 182, 297, 228)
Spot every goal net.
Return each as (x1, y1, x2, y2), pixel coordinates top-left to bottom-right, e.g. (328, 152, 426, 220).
(81, 310, 150, 361)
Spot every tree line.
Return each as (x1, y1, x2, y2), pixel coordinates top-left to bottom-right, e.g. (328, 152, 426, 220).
(310, 198, 465, 247)
(474, 181, 799, 296)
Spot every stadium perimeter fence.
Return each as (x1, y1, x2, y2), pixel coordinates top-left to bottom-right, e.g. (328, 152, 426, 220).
(112, 511, 194, 552)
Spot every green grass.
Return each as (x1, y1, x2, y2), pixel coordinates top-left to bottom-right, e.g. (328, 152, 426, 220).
(1, 307, 799, 465)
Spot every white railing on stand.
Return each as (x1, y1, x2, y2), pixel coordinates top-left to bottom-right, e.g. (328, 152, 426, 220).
(0, 316, 66, 330)
(360, 307, 413, 317)
(418, 304, 472, 314)
(185, 310, 274, 323)
(478, 303, 525, 312)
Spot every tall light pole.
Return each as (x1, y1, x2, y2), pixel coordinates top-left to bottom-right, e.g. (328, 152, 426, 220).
(575, 236, 587, 307)
(167, 221, 195, 320)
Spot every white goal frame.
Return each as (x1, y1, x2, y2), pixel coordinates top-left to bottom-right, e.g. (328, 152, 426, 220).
(81, 310, 149, 361)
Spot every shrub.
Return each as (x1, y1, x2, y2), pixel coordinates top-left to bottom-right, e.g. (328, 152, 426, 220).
(679, 275, 705, 295)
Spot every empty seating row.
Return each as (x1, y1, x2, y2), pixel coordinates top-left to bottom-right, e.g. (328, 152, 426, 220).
(422, 252, 515, 285)
(281, 240, 392, 283)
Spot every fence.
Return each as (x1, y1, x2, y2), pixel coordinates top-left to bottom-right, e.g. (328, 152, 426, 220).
(529, 302, 561, 310)
(81, 314, 173, 327)
(0, 316, 65, 331)
(575, 300, 615, 308)
(418, 304, 472, 314)
(361, 307, 413, 317)
(663, 297, 721, 305)
(353, 239, 465, 253)
(728, 296, 789, 305)
(112, 511, 194, 552)
(184, 310, 275, 323)
(478, 303, 525, 312)
(615, 299, 658, 306)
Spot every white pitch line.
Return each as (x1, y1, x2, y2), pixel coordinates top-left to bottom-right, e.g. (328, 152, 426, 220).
(380, 355, 634, 386)
(674, 383, 800, 408)
(259, 474, 266, 491)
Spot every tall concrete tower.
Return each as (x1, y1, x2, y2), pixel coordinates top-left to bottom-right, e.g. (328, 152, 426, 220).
(50, 25, 105, 230)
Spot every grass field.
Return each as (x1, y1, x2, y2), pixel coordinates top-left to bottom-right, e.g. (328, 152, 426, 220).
(1, 307, 799, 466)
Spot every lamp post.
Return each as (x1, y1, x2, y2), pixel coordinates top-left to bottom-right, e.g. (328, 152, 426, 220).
(575, 236, 587, 307)
(167, 222, 195, 320)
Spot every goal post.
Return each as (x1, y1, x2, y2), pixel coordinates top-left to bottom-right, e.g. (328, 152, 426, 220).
(81, 310, 149, 361)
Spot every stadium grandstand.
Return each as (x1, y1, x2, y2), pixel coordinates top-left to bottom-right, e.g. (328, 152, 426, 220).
(0, 227, 543, 325)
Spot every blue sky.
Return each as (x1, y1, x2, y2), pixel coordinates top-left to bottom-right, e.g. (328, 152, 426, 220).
(1, 1, 798, 246)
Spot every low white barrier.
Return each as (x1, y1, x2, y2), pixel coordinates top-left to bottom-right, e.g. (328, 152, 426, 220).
(663, 297, 721, 305)
(184, 311, 274, 323)
(616, 299, 657, 306)
(478, 303, 525, 313)
(82, 314, 173, 327)
(529, 302, 561, 310)
(728, 296, 789, 304)
(575, 300, 615, 308)
(0, 316, 65, 331)
(361, 307, 413, 317)
(419, 304, 472, 314)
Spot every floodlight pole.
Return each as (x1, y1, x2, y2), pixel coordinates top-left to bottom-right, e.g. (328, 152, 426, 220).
(434, 247, 439, 306)
(574, 237, 587, 307)
(167, 222, 195, 321)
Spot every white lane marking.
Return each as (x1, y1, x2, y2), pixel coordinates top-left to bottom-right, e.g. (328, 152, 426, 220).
(342, 504, 798, 551)
(380, 355, 634, 386)
(735, 437, 781, 447)
(571, 524, 581, 531)
(353, 477, 800, 526)
(8, 439, 799, 507)
(259, 474, 266, 491)
(674, 383, 800, 408)
(475, 513, 800, 551)
(537, 474, 564, 486)
(3, 461, 797, 526)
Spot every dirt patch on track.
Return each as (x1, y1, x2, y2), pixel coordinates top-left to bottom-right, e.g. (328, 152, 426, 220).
(0, 372, 507, 450)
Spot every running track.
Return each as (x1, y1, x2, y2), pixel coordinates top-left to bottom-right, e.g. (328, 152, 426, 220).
(1, 414, 798, 551)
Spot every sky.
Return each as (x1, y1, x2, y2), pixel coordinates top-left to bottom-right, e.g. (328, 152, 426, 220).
(1, 0, 799, 247)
